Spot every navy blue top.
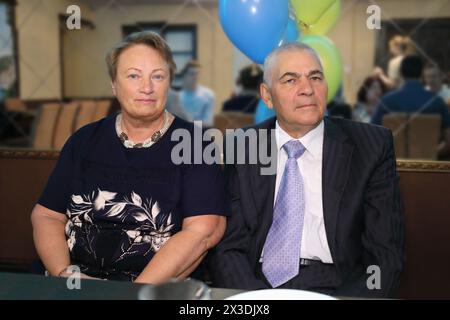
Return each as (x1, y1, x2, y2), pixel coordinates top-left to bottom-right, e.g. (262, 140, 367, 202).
(371, 80, 450, 128)
(38, 114, 228, 281)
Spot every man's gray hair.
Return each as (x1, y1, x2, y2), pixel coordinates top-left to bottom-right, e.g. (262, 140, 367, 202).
(263, 42, 323, 87)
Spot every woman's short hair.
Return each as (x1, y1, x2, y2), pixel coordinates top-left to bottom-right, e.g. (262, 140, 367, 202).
(106, 31, 176, 82)
(357, 75, 388, 103)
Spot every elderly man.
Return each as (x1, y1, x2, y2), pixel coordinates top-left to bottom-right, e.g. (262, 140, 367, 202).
(210, 43, 404, 298)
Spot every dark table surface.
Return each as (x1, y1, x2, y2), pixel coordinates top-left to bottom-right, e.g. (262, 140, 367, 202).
(0, 272, 242, 300)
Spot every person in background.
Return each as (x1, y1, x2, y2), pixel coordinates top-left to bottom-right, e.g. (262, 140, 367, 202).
(222, 64, 263, 114)
(165, 88, 190, 121)
(353, 75, 388, 123)
(371, 55, 450, 159)
(423, 63, 450, 106)
(372, 36, 414, 91)
(387, 35, 411, 88)
(179, 60, 215, 126)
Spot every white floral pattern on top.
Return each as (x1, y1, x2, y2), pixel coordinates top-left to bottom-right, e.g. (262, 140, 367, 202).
(65, 189, 174, 262)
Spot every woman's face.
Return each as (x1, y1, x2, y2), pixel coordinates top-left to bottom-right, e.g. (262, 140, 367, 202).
(366, 80, 382, 104)
(112, 44, 170, 122)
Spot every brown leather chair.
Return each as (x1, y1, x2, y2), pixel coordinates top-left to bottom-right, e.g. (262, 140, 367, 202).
(52, 102, 79, 150)
(408, 114, 441, 160)
(382, 113, 409, 158)
(383, 113, 442, 160)
(92, 99, 112, 122)
(74, 100, 96, 131)
(31, 103, 62, 150)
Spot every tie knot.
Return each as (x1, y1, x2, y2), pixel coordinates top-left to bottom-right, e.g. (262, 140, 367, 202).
(283, 140, 306, 159)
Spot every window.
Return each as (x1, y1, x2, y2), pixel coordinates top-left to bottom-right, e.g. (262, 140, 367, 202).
(123, 23, 197, 89)
(0, 0, 19, 99)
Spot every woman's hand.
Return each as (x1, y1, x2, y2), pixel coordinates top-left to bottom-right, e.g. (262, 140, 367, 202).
(58, 269, 104, 281)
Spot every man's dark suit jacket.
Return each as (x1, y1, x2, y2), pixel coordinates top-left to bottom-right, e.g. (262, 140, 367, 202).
(209, 116, 404, 298)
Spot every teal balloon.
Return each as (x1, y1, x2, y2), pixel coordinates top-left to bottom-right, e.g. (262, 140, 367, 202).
(219, 0, 289, 64)
(281, 18, 301, 44)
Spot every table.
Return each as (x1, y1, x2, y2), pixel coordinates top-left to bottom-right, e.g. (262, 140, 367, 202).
(0, 272, 242, 300)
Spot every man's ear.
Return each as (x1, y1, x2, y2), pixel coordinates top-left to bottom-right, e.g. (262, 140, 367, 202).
(260, 83, 274, 109)
(111, 81, 117, 96)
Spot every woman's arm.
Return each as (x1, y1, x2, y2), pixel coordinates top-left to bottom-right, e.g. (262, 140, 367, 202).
(134, 214, 226, 284)
(31, 204, 70, 276)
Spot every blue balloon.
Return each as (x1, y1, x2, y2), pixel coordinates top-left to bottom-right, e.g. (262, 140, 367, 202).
(254, 99, 276, 124)
(219, 0, 289, 64)
(281, 18, 300, 45)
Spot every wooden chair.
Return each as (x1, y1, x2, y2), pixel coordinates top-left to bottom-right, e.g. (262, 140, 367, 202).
(382, 113, 409, 158)
(52, 102, 79, 150)
(74, 100, 96, 131)
(92, 99, 112, 122)
(383, 112, 442, 160)
(31, 103, 62, 150)
(213, 112, 254, 135)
(408, 114, 441, 160)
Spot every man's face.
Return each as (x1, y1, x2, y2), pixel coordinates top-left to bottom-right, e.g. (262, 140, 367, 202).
(261, 49, 328, 135)
(112, 44, 170, 121)
(183, 66, 200, 90)
(424, 67, 442, 93)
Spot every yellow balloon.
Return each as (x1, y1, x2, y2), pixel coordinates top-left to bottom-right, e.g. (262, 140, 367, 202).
(302, 0, 341, 36)
(291, 0, 336, 26)
(301, 35, 343, 102)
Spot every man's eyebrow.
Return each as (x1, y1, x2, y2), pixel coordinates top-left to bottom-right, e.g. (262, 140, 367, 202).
(307, 69, 324, 77)
(126, 67, 142, 72)
(279, 72, 300, 81)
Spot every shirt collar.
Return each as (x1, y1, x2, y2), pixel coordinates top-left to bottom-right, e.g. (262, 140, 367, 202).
(275, 119, 324, 159)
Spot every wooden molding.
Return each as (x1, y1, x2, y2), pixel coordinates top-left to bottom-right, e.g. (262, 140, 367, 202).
(1, 149, 450, 172)
(0, 149, 60, 160)
(397, 160, 450, 173)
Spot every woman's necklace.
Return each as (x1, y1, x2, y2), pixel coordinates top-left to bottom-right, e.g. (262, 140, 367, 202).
(116, 110, 171, 148)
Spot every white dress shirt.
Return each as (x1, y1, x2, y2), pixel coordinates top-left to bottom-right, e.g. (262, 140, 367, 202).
(272, 120, 333, 263)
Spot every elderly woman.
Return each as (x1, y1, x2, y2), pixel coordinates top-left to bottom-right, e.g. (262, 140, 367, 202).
(31, 31, 227, 283)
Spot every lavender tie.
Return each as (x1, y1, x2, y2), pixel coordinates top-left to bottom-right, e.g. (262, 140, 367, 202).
(262, 140, 306, 288)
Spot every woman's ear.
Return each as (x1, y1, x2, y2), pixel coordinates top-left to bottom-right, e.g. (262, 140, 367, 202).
(111, 81, 117, 96)
(260, 83, 274, 109)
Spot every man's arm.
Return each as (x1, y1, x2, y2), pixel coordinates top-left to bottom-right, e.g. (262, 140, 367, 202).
(209, 163, 268, 290)
(134, 214, 226, 284)
(370, 101, 388, 125)
(336, 129, 405, 298)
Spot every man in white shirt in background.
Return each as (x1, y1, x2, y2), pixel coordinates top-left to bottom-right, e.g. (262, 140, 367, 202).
(424, 63, 450, 106)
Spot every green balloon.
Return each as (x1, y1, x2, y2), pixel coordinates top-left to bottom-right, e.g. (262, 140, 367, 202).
(291, 0, 337, 26)
(301, 35, 343, 102)
(303, 0, 341, 36)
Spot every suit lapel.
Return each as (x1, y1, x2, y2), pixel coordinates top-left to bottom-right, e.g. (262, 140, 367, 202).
(322, 117, 354, 263)
(249, 118, 278, 254)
